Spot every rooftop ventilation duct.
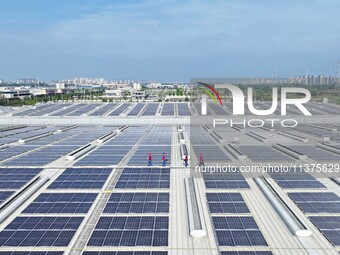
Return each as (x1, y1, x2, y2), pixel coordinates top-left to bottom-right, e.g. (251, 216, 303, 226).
(254, 177, 312, 237)
(184, 177, 207, 238)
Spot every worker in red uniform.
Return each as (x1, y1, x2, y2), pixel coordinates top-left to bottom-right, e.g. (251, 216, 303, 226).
(162, 152, 167, 167)
(184, 153, 189, 167)
(148, 152, 152, 167)
(199, 153, 204, 166)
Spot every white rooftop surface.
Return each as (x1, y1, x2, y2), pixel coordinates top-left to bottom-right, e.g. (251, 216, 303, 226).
(0, 102, 339, 255)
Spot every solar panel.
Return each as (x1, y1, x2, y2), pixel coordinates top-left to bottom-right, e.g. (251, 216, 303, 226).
(108, 104, 130, 116)
(0, 216, 83, 247)
(286, 145, 340, 161)
(221, 252, 273, 255)
(48, 168, 112, 189)
(88, 216, 168, 246)
(208, 103, 229, 115)
(161, 103, 174, 116)
(238, 145, 293, 162)
(288, 192, 340, 213)
(309, 216, 340, 246)
(83, 252, 168, 255)
(212, 216, 267, 246)
(142, 103, 159, 116)
(89, 104, 118, 116)
(192, 145, 231, 162)
(0, 252, 63, 255)
(104, 193, 169, 213)
(203, 172, 249, 189)
(127, 103, 146, 116)
(206, 193, 250, 214)
(270, 171, 325, 189)
(129, 146, 171, 166)
(0, 168, 42, 189)
(0, 191, 14, 205)
(115, 168, 170, 189)
(177, 103, 191, 116)
(23, 193, 97, 214)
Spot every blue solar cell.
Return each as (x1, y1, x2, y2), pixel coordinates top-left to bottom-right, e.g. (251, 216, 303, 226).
(88, 216, 168, 247)
(309, 216, 340, 246)
(23, 193, 97, 214)
(221, 251, 272, 255)
(104, 193, 169, 213)
(115, 168, 170, 189)
(48, 168, 112, 189)
(0, 217, 83, 247)
(212, 217, 267, 247)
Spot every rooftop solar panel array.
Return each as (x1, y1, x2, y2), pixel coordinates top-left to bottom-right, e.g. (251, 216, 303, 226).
(108, 103, 130, 116)
(0, 191, 14, 206)
(209, 103, 229, 115)
(115, 168, 170, 189)
(192, 103, 212, 115)
(104, 193, 169, 214)
(75, 127, 146, 166)
(50, 104, 83, 116)
(177, 103, 191, 116)
(0, 216, 83, 246)
(0, 168, 42, 190)
(270, 171, 325, 189)
(67, 104, 102, 116)
(89, 104, 118, 116)
(127, 103, 146, 116)
(142, 103, 159, 116)
(23, 193, 98, 214)
(212, 216, 267, 246)
(0, 252, 63, 255)
(29, 104, 72, 116)
(286, 145, 340, 161)
(206, 193, 250, 214)
(288, 192, 340, 213)
(161, 103, 174, 116)
(221, 252, 273, 255)
(12, 105, 55, 116)
(48, 168, 112, 189)
(129, 126, 172, 166)
(203, 172, 249, 189)
(309, 216, 340, 246)
(88, 216, 168, 246)
(2, 127, 114, 166)
(83, 252, 167, 255)
(238, 145, 293, 162)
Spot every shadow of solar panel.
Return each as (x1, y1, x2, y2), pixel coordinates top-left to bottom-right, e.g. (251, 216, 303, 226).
(88, 216, 168, 247)
(0, 217, 83, 247)
(48, 168, 112, 189)
(309, 216, 340, 246)
(115, 168, 170, 189)
(212, 217, 267, 246)
(23, 193, 97, 214)
(207, 193, 250, 214)
(104, 193, 169, 213)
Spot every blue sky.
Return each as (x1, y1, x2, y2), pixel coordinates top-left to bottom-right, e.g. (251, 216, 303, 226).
(0, 0, 339, 81)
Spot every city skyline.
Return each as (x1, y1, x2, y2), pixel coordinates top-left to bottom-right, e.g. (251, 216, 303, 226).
(0, 0, 340, 81)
